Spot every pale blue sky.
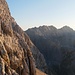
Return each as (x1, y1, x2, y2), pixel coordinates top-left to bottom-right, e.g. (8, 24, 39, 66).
(6, 0, 75, 30)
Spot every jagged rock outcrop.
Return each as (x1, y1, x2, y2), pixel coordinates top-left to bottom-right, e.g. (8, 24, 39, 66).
(0, 0, 36, 75)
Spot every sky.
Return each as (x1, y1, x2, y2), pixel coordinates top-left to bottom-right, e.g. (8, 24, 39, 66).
(6, 0, 75, 30)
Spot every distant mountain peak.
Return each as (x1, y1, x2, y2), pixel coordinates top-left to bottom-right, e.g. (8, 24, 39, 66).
(39, 25, 57, 29)
(61, 25, 72, 29)
(60, 25, 74, 32)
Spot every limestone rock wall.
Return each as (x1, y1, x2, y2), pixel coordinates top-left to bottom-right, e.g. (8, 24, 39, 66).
(0, 0, 36, 75)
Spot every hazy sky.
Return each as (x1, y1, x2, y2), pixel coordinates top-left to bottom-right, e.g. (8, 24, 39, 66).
(6, 0, 75, 30)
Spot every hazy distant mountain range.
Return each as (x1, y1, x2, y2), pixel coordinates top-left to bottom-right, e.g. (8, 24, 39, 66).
(26, 25, 75, 75)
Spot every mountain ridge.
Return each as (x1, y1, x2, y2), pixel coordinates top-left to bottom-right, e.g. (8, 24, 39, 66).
(26, 25, 75, 75)
(27, 25, 74, 31)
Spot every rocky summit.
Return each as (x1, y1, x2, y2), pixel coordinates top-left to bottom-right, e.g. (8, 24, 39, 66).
(0, 0, 48, 75)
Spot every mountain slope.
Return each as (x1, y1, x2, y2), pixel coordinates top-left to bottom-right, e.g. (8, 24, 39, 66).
(0, 0, 47, 75)
(12, 19, 48, 73)
(26, 25, 75, 75)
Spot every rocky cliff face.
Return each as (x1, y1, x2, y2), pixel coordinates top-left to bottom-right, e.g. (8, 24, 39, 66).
(0, 0, 36, 75)
(0, 0, 48, 75)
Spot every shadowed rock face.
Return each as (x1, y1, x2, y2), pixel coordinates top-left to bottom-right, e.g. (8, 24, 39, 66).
(26, 25, 75, 75)
(0, 0, 36, 75)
